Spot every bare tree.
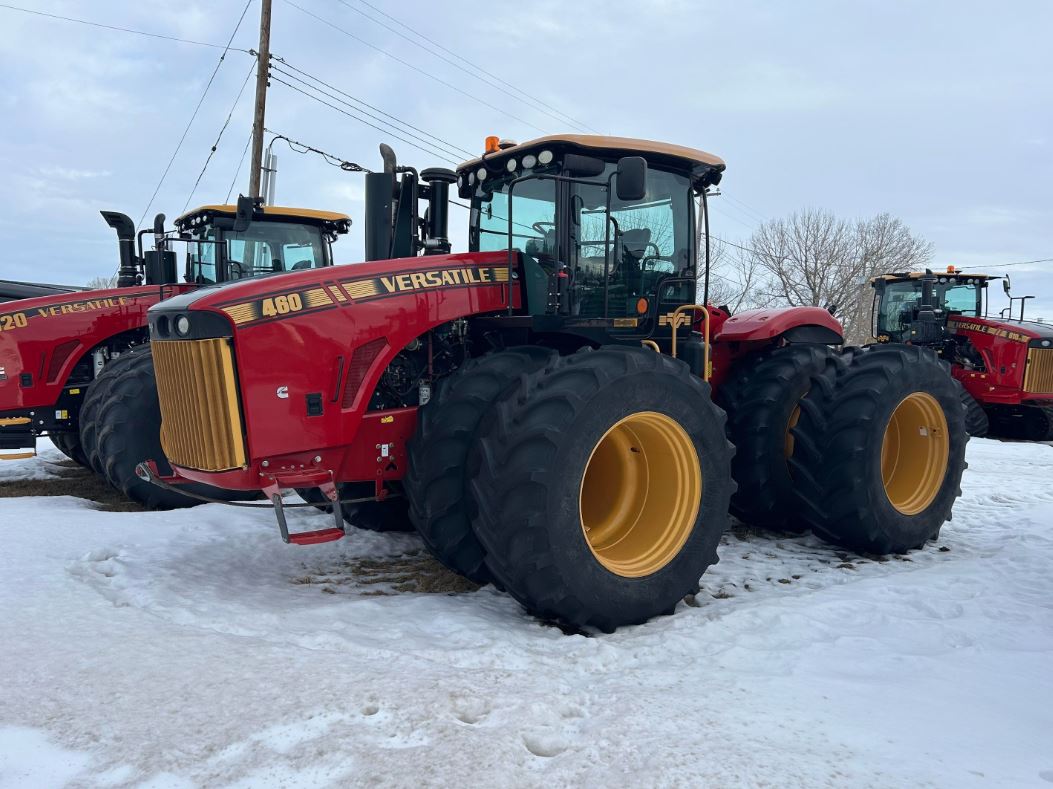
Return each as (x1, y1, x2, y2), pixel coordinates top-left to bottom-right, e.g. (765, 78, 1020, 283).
(86, 274, 118, 290)
(698, 237, 772, 313)
(733, 208, 932, 343)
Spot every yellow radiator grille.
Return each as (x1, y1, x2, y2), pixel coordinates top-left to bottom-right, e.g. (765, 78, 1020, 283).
(153, 339, 247, 471)
(1023, 348, 1053, 394)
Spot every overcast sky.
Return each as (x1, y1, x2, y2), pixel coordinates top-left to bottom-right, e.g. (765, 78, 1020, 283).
(1, 0, 1050, 318)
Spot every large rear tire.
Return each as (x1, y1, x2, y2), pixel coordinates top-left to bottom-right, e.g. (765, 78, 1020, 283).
(94, 349, 244, 510)
(80, 348, 148, 475)
(957, 384, 989, 438)
(468, 346, 734, 631)
(719, 344, 837, 530)
(791, 345, 967, 555)
(404, 346, 557, 583)
(50, 431, 88, 467)
(986, 404, 1053, 441)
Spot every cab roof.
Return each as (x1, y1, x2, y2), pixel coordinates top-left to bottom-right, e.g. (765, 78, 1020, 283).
(458, 134, 726, 176)
(872, 271, 999, 284)
(175, 204, 351, 230)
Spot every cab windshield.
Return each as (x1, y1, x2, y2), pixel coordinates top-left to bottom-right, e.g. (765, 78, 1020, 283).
(187, 221, 328, 284)
(470, 160, 693, 319)
(876, 279, 983, 339)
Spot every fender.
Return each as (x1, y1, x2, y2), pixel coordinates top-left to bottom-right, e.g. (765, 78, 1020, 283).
(715, 306, 844, 345)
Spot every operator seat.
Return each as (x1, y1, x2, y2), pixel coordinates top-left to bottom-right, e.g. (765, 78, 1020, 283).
(621, 228, 652, 295)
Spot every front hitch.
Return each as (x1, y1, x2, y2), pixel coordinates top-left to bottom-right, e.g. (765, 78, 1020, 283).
(135, 461, 392, 545)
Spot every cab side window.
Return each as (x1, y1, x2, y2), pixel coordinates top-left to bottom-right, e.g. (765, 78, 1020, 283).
(571, 168, 692, 318)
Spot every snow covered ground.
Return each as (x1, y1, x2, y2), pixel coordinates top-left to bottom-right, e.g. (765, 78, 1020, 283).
(1, 438, 1052, 788)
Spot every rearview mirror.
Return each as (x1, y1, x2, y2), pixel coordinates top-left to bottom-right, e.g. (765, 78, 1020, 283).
(616, 156, 647, 202)
(233, 194, 262, 232)
(1003, 275, 1012, 296)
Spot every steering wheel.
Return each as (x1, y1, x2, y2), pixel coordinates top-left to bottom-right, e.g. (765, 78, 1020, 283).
(532, 221, 556, 235)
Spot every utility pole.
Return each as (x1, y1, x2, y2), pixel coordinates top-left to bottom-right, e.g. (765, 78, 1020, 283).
(248, 0, 273, 198)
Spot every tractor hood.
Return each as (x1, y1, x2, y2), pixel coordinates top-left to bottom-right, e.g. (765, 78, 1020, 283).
(948, 315, 1053, 346)
(0, 285, 185, 412)
(149, 250, 513, 338)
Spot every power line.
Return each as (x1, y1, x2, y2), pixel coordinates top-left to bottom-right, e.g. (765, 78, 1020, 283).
(333, 0, 597, 134)
(352, 0, 600, 134)
(270, 71, 462, 164)
(720, 193, 769, 225)
(707, 203, 759, 233)
(226, 130, 255, 203)
(137, 0, 256, 229)
(271, 57, 474, 158)
(183, 59, 257, 212)
(0, 2, 253, 51)
(280, 0, 549, 135)
(266, 130, 371, 172)
(958, 257, 1053, 270)
(269, 74, 461, 165)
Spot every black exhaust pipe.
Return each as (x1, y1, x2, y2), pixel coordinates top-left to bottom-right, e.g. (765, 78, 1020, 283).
(421, 168, 456, 255)
(364, 144, 399, 262)
(101, 211, 139, 287)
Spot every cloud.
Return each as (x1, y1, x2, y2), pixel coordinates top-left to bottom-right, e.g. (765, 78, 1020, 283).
(39, 166, 112, 181)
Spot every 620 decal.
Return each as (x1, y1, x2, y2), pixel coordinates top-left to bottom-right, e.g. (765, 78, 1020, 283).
(0, 312, 29, 332)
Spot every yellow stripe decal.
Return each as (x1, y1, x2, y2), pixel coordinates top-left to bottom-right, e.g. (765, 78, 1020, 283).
(304, 288, 334, 308)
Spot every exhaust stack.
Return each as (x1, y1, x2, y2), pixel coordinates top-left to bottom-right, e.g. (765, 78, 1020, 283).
(101, 211, 139, 287)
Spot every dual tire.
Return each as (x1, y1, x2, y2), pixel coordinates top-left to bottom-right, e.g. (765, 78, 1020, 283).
(406, 345, 735, 631)
(790, 344, 968, 554)
(721, 343, 968, 555)
(719, 344, 837, 530)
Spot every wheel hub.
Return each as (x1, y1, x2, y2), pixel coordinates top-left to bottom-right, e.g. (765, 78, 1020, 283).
(579, 411, 701, 577)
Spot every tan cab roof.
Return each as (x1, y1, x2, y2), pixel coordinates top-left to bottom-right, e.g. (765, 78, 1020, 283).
(177, 204, 351, 226)
(872, 271, 998, 283)
(458, 134, 725, 172)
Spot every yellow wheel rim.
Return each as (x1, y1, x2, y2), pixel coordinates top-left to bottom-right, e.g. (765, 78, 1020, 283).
(578, 411, 702, 578)
(880, 393, 949, 515)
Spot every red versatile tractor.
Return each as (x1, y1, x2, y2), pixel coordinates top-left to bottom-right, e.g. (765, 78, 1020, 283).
(872, 269, 1053, 440)
(0, 199, 349, 508)
(141, 135, 968, 630)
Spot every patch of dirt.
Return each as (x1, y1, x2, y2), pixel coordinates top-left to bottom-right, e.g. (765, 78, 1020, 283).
(0, 461, 143, 512)
(292, 551, 479, 596)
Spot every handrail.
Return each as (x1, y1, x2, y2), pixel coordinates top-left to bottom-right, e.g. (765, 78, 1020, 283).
(669, 303, 711, 381)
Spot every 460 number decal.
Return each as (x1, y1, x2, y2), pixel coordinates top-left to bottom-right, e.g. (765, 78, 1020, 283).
(260, 293, 303, 317)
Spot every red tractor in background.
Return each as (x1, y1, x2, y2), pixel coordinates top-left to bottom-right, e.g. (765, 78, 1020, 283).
(141, 135, 968, 631)
(0, 198, 350, 508)
(872, 269, 1053, 440)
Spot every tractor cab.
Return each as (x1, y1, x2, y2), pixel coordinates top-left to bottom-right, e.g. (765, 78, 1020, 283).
(101, 196, 351, 290)
(871, 269, 996, 344)
(457, 135, 725, 338)
(176, 203, 350, 285)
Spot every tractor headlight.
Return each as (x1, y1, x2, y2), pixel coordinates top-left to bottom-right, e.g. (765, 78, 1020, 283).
(174, 314, 191, 337)
(1042, 339, 1052, 348)
(522, 154, 537, 169)
(538, 150, 554, 165)
(476, 167, 488, 182)
(506, 158, 518, 172)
